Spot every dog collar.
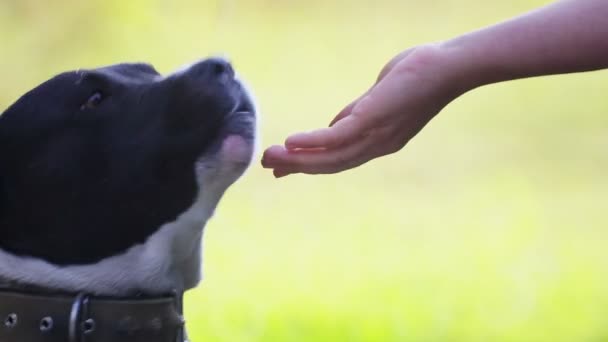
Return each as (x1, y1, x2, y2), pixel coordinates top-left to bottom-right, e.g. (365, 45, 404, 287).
(0, 289, 186, 342)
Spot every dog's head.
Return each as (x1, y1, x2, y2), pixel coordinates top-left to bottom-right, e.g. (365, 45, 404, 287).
(0, 58, 256, 294)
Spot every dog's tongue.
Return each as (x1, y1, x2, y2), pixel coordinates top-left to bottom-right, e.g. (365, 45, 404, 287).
(220, 135, 253, 164)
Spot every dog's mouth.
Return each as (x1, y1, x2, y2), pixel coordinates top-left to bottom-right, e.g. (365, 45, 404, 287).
(217, 90, 256, 165)
(170, 57, 257, 169)
(232, 92, 255, 115)
(228, 87, 256, 133)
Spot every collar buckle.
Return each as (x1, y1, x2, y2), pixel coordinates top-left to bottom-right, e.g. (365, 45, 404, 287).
(172, 290, 186, 342)
(68, 293, 91, 342)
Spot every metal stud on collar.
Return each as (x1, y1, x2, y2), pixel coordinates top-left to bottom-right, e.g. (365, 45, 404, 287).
(83, 318, 96, 334)
(40, 316, 54, 332)
(4, 313, 17, 328)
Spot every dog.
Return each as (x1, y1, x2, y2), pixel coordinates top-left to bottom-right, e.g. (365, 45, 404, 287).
(0, 58, 256, 342)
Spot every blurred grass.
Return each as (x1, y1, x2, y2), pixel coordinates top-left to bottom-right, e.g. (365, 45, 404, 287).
(1, 0, 608, 341)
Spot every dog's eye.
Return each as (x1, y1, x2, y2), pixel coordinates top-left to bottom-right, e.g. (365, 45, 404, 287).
(80, 91, 104, 111)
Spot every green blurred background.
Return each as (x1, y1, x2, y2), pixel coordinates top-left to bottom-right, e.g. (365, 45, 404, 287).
(1, 0, 607, 341)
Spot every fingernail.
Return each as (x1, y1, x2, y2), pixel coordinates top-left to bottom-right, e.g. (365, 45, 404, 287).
(265, 145, 288, 156)
(285, 133, 308, 148)
(285, 140, 298, 150)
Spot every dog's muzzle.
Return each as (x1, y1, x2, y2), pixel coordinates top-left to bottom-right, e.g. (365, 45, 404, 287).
(0, 289, 187, 342)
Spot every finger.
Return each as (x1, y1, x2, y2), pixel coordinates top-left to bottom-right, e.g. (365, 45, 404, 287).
(285, 66, 416, 151)
(351, 67, 418, 125)
(329, 89, 371, 127)
(263, 145, 327, 169)
(302, 57, 405, 148)
(378, 48, 416, 81)
(273, 168, 298, 178)
(331, 48, 416, 128)
(264, 131, 384, 174)
(284, 96, 379, 150)
(328, 101, 356, 127)
(261, 145, 289, 168)
(279, 56, 419, 152)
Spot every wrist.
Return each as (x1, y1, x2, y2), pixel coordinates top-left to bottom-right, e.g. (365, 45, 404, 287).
(392, 43, 477, 102)
(435, 40, 488, 94)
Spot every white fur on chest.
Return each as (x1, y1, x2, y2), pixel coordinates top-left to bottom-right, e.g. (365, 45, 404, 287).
(0, 165, 230, 296)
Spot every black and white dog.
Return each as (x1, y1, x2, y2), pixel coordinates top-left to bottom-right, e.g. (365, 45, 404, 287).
(0, 58, 256, 342)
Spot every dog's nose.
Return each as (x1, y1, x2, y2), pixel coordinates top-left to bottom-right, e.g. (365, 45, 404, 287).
(192, 58, 235, 80)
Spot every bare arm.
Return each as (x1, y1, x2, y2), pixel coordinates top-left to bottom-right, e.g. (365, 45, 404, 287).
(446, 0, 608, 88)
(262, 0, 608, 177)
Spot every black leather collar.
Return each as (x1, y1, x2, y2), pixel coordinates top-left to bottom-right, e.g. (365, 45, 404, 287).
(0, 289, 186, 342)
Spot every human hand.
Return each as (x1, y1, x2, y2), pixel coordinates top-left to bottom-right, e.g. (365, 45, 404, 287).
(261, 44, 467, 177)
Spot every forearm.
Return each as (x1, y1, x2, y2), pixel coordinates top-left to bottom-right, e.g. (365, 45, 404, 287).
(441, 0, 608, 91)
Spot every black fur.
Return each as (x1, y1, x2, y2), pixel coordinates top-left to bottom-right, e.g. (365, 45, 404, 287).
(0, 59, 250, 265)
